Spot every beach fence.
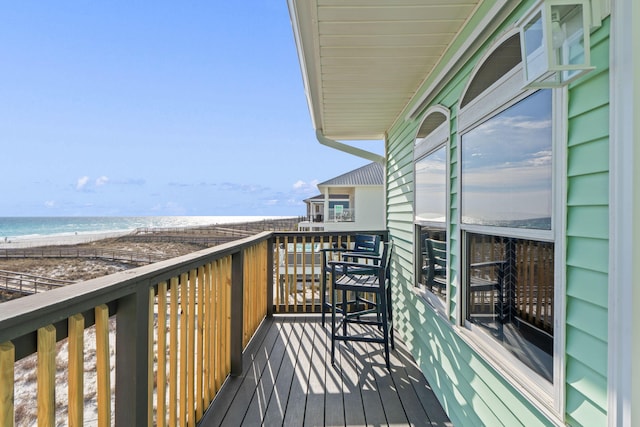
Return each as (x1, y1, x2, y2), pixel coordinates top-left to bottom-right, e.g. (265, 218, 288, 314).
(0, 270, 74, 296)
(0, 247, 165, 264)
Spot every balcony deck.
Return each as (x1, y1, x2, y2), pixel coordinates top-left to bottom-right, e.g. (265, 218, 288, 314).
(201, 315, 451, 427)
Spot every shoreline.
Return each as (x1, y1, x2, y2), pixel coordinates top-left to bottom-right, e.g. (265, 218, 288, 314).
(0, 216, 301, 249)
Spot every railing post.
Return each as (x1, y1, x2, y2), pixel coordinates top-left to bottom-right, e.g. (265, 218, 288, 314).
(115, 286, 151, 426)
(230, 251, 244, 376)
(266, 237, 274, 318)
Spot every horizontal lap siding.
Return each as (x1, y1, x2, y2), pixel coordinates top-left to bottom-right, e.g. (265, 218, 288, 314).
(386, 6, 552, 421)
(564, 19, 610, 427)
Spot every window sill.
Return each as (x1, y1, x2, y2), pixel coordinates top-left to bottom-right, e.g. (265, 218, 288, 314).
(412, 286, 449, 322)
(455, 324, 564, 426)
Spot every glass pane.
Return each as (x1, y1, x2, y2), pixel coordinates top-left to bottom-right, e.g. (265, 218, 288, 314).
(417, 226, 447, 299)
(552, 4, 586, 81)
(461, 90, 552, 229)
(522, 11, 547, 82)
(466, 232, 554, 382)
(415, 146, 446, 222)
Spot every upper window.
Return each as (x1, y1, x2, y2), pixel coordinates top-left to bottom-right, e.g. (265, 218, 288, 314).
(416, 145, 447, 222)
(414, 107, 449, 314)
(461, 89, 552, 229)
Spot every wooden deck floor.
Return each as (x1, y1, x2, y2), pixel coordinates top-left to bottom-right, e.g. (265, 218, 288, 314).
(200, 315, 451, 427)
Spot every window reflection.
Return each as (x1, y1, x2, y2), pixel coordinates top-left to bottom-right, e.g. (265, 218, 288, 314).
(466, 232, 554, 381)
(461, 90, 552, 229)
(415, 146, 446, 222)
(417, 226, 447, 299)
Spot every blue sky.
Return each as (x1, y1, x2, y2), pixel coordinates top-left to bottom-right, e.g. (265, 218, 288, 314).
(0, 2, 381, 217)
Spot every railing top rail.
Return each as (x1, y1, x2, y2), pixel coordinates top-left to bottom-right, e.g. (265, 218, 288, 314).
(0, 231, 274, 344)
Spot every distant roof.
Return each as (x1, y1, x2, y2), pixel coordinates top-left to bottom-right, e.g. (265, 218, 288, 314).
(303, 193, 349, 203)
(318, 162, 383, 187)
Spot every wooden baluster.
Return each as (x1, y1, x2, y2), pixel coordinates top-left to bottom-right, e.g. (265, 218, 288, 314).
(188, 269, 196, 426)
(37, 325, 56, 427)
(95, 305, 111, 427)
(0, 342, 15, 427)
(169, 276, 178, 427)
(157, 282, 168, 427)
(68, 314, 84, 427)
(179, 273, 188, 427)
(203, 263, 212, 405)
(196, 267, 205, 421)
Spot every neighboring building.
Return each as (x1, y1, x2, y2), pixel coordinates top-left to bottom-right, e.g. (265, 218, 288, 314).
(299, 161, 385, 232)
(289, 1, 639, 426)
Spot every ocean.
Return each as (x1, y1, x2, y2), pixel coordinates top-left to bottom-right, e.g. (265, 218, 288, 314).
(0, 216, 291, 241)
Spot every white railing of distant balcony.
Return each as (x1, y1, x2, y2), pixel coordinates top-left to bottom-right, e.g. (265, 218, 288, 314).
(328, 208, 355, 222)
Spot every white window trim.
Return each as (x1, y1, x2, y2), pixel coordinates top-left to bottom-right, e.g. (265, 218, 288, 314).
(455, 45, 567, 423)
(414, 106, 451, 320)
(608, 1, 635, 425)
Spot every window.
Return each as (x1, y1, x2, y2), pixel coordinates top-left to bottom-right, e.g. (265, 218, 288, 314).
(461, 89, 552, 229)
(458, 29, 562, 407)
(414, 108, 449, 314)
(465, 232, 554, 382)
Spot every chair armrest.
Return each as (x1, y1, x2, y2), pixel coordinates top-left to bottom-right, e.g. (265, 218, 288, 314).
(329, 260, 382, 275)
(341, 252, 381, 261)
(319, 247, 350, 253)
(470, 260, 506, 268)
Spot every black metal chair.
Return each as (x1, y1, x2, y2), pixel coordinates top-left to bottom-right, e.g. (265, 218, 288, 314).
(319, 234, 381, 326)
(329, 241, 394, 369)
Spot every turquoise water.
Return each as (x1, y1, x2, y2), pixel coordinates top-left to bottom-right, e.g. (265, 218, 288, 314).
(0, 216, 289, 240)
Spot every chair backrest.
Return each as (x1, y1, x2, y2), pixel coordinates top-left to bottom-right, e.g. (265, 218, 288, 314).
(379, 240, 393, 282)
(353, 234, 381, 255)
(425, 238, 446, 284)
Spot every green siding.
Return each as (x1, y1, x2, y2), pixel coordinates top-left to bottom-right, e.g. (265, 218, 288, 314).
(384, 4, 611, 427)
(563, 18, 610, 426)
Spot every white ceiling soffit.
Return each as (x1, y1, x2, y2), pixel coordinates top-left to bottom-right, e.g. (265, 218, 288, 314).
(288, 0, 481, 140)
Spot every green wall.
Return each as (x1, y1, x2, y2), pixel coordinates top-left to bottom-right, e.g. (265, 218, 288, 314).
(385, 4, 611, 426)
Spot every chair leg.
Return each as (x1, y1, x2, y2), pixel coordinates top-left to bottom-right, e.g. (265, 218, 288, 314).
(387, 285, 395, 349)
(342, 289, 348, 336)
(331, 285, 336, 366)
(376, 290, 389, 369)
(321, 269, 327, 327)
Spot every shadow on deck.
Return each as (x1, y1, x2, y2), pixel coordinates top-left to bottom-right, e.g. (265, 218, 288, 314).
(200, 315, 451, 426)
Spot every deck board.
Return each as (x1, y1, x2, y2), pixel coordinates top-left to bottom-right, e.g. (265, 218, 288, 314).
(200, 315, 451, 427)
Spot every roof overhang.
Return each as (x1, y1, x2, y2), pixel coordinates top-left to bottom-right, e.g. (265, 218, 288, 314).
(287, 0, 483, 140)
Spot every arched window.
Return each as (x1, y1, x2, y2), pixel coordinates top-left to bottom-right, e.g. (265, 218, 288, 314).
(458, 27, 561, 403)
(414, 106, 449, 316)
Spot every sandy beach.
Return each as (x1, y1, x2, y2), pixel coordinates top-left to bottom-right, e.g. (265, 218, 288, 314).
(0, 230, 131, 249)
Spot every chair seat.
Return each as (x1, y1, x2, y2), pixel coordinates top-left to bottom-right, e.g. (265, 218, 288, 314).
(334, 273, 379, 292)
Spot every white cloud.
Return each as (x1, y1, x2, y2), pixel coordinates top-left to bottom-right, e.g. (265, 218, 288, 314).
(44, 200, 56, 208)
(95, 176, 109, 186)
(76, 176, 90, 190)
(292, 179, 319, 194)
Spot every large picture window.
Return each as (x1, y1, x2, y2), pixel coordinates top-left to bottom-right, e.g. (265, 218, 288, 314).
(458, 30, 561, 406)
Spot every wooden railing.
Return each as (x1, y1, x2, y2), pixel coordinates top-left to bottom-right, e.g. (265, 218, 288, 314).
(0, 229, 385, 426)
(0, 232, 273, 426)
(273, 231, 388, 313)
